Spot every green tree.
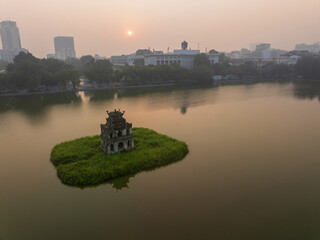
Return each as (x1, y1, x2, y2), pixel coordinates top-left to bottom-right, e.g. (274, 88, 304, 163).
(193, 53, 210, 67)
(295, 56, 320, 79)
(65, 58, 83, 72)
(261, 63, 293, 77)
(54, 70, 70, 88)
(84, 60, 113, 87)
(211, 62, 236, 76)
(41, 71, 55, 91)
(0, 73, 7, 92)
(209, 49, 219, 54)
(69, 69, 81, 89)
(80, 55, 95, 66)
(219, 53, 226, 63)
(8, 60, 46, 90)
(54, 69, 80, 89)
(42, 58, 72, 75)
(189, 65, 214, 84)
(0, 60, 8, 71)
(238, 63, 259, 77)
(133, 58, 145, 66)
(13, 52, 38, 64)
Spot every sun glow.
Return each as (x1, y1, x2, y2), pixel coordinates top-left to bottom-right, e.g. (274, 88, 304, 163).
(128, 31, 132, 36)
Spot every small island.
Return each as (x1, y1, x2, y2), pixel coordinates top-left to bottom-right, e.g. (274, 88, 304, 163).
(50, 111, 188, 187)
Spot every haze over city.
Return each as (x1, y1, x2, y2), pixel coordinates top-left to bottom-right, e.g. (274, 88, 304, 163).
(1, 0, 320, 58)
(2, 0, 320, 239)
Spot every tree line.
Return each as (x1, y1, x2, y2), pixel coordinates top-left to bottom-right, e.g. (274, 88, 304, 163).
(0, 52, 80, 92)
(1, 52, 320, 93)
(0, 53, 115, 92)
(114, 55, 320, 86)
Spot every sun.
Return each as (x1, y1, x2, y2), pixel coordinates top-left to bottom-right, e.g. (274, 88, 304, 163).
(127, 31, 133, 36)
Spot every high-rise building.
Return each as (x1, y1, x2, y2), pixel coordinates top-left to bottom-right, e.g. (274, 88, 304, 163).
(0, 21, 21, 50)
(250, 43, 260, 52)
(255, 43, 271, 58)
(0, 20, 28, 63)
(295, 42, 320, 53)
(54, 36, 76, 60)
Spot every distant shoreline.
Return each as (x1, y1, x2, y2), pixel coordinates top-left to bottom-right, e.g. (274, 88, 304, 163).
(0, 83, 177, 97)
(0, 78, 319, 97)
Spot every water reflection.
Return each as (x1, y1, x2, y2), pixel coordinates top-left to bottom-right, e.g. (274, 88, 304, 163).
(86, 86, 219, 115)
(108, 174, 132, 190)
(85, 90, 115, 102)
(0, 82, 319, 124)
(293, 82, 320, 102)
(2, 82, 320, 239)
(0, 92, 82, 117)
(181, 105, 187, 114)
(65, 174, 133, 190)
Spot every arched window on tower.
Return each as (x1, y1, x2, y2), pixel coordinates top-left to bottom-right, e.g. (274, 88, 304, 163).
(118, 142, 124, 150)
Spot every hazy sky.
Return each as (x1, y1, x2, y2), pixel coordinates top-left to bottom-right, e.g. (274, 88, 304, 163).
(1, 0, 320, 58)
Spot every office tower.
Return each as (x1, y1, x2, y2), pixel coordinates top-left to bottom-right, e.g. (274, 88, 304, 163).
(54, 36, 76, 60)
(0, 20, 27, 63)
(255, 43, 271, 59)
(0, 21, 22, 50)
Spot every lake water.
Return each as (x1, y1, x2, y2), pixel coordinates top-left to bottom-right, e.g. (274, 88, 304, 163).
(0, 82, 320, 240)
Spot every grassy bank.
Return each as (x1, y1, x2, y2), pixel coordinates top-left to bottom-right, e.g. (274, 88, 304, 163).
(50, 128, 188, 187)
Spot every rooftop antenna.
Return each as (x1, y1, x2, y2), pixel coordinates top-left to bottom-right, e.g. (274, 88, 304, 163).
(205, 47, 207, 53)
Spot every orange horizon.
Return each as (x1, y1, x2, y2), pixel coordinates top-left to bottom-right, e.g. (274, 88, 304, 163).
(1, 0, 320, 58)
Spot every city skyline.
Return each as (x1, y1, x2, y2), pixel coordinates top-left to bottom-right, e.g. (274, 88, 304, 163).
(1, 0, 320, 58)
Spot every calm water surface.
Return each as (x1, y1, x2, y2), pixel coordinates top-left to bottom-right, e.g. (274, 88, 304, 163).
(0, 83, 320, 240)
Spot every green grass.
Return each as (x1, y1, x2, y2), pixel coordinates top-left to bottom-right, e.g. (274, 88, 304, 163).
(50, 128, 189, 187)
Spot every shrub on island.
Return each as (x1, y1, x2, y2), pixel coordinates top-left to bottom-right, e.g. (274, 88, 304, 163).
(50, 128, 188, 187)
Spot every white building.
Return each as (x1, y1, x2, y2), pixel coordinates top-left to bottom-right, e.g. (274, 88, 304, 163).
(54, 36, 76, 60)
(110, 54, 146, 69)
(0, 48, 28, 63)
(145, 53, 196, 68)
(229, 51, 241, 59)
(275, 55, 300, 65)
(110, 55, 129, 69)
(207, 54, 219, 64)
(127, 55, 144, 66)
(295, 42, 320, 53)
(172, 49, 200, 55)
(255, 43, 271, 59)
(144, 41, 218, 69)
(250, 43, 260, 52)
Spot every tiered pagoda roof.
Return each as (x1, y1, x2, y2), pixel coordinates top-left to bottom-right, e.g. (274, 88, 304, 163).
(102, 109, 131, 130)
